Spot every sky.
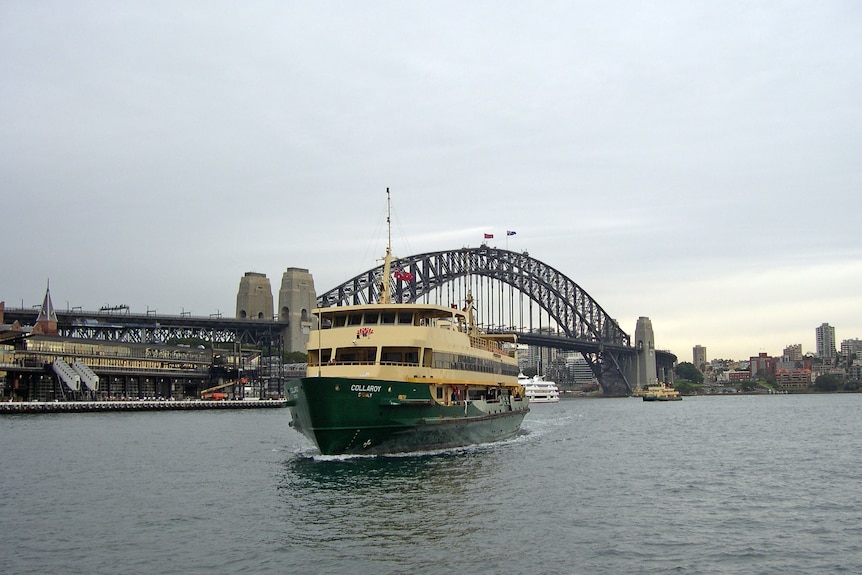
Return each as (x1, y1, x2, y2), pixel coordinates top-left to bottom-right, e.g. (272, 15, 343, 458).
(2, 1, 861, 362)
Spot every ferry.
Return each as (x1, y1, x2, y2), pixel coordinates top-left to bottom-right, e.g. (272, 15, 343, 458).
(518, 373, 560, 403)
(285, 191, 530, 455)
(641, 383, 682, 401)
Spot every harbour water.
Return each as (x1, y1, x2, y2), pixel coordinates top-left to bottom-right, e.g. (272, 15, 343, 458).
(2, 394, 861, 575)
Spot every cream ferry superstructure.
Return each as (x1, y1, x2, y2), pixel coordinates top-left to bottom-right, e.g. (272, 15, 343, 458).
(285, 190, 530, 455)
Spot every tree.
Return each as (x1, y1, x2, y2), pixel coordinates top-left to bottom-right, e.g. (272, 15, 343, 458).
(673, 379, 699, 395)
(675, 362, 703, 384)
(814, 373, 842, 392)
(739, 380, 759, 392)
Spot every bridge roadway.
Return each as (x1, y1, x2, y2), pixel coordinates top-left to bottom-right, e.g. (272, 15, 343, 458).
(2, 307, 287, 348)
(515, 331, 677, 382)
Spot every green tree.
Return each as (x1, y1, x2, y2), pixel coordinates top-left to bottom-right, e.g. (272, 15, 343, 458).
(673, 379, 699, 395)
(739, 380, 759, 392)
(814, 373, 842, 392)
(675, 362, 703, 384)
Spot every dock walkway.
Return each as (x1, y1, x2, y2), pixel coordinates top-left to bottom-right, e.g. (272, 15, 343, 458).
(0, 399, 288, 414)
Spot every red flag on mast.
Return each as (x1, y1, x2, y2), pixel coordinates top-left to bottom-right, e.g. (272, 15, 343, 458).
(394, 269, 413, 281)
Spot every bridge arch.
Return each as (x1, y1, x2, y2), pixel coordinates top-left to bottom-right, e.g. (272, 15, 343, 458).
(317, 245, 639, 394)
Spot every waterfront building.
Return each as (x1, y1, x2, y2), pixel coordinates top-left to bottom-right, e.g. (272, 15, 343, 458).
(727, 370, 752, 383)
(693, 345, 707, 369)
(774, 368, 813, 390)
(2, 334, 215, 401)
(2, 287, 253, 402)
(816, 323, 836, 360)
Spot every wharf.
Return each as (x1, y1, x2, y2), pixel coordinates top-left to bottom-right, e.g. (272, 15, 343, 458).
(0, 399, 288, 414)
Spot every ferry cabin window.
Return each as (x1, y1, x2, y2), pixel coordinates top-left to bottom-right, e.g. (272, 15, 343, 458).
(381, 312, 396, 324)
(333, 315, 346, 327)
(397, 312, 414, 325)
(380, 347, 420, 365)
(335, 346, 376, 364)
(348, 313, 363, 326)
(363, 312, 379, 324)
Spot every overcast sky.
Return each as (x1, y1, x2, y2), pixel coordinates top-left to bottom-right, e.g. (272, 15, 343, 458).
(2, 1, 860, 361)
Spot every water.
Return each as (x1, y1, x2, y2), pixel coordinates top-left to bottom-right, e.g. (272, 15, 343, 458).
(2, 395, 861, 575)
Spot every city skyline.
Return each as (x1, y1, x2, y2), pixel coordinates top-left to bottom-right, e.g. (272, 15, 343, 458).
(694, 322, 861, 365)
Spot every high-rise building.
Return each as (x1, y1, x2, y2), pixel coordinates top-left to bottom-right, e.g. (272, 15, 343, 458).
(693, 345, 707, 369)
(815, 323, 836, 359)
(783, 344, 803, 362)
(840, 339, 862, 362)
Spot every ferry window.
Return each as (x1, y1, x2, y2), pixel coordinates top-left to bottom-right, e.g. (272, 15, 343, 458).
(381, 350, 402, 363)
(381, 346, 420, 365)
(397, 312, 413, 325)
(335, 346, 376, 364)
(381, 312, 396, 324)
(320, 348, 332, 363)
(363, 312, 379, 324)
(334, 315, 346, 327)
(348, 313, 363, 325)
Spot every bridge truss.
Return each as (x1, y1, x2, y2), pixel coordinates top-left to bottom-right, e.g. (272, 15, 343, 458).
(317, 245, 641, 395)
(2, 309, 286, 350)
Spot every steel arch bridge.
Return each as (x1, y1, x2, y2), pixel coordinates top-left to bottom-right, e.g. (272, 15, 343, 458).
(317, 245, 659, 395)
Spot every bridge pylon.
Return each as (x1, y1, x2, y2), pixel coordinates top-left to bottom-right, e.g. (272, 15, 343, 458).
(629, 316, 658, 391)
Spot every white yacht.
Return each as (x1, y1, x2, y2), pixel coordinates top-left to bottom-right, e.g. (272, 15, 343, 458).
(518, 373, 561, 403)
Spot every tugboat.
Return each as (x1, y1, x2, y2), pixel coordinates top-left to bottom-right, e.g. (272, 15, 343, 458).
(286, 190, 530, 455)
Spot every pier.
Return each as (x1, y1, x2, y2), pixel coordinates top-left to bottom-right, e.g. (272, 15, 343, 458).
(0, 399, 288, 414)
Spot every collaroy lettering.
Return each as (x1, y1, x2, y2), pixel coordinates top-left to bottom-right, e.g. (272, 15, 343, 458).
(351, 384, 382, 393)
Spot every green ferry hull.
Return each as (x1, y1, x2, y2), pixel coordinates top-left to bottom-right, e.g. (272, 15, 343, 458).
(286, 377, 529, 455)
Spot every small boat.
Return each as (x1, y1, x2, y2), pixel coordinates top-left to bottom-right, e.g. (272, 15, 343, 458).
(285, 190, 530, 455)
(518, 373, 560, 403)
(641, 383, 682, 401)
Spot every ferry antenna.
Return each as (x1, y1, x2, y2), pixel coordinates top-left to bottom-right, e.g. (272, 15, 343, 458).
(386, 187, 391, 255)
(381, 188, 394, 304)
